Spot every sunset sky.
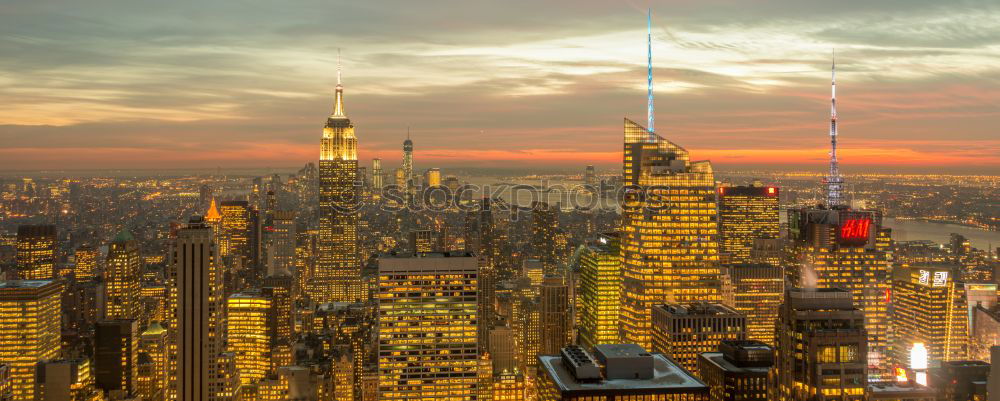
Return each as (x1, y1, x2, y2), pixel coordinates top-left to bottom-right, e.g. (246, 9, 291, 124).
(1, 0, 998, 173)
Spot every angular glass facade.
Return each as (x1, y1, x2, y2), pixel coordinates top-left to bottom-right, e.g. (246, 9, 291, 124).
(620, 118, 722, 350)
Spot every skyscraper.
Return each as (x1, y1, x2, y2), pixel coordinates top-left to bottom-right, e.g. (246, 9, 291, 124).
(530, 201, 558, 275)
(540, 275, 570, 356)
(577, 233, 621, 349)
(138, 322, 168, 401)
(787, 207, 891, 374)
(372, 158, 383, 191)
(73, 245, 98, 280)
(204, 198, 222, 239)
(402, 131, 413, 195)
(376, 252, 479, 399)
(619, 12, 721, 350)
(172, 216, 224, 401)
(94, 319, 138, 396)
(227, 293, 271, 386)
(772, 288, 867, 401)
(620, 117, 722, 349)
(15, 225, 56, 280)
(425, 167, 441, 188)
(316, 59, 361, 303)
(697, 340, 773, 401)
(266, 210, 295, 277)
(891, 266, 969, 365)
(726, 263, 783, 346)
(717, 183, 779, 265)
(0, 280, 62, 401)
(105, 230, 141, 320)
(219, 200, 250, 261)
(650, 303, 746, 376)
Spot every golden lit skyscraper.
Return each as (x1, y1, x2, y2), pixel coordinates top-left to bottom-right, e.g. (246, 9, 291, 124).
(377, 253, 479, 399)
(139, 322, 168, 401)
(15, 225, 56, 280)
(425, 167, 441, 188)
(726, 263, 783, 346)
(577, 233, 621, 349)
(316, 62, 361, 303)
(106, 230, 141, 320)
(227, 293, 271, 386)
(0, 280, 62, 401)
(788, 207, 891, 375)
(74, 245, 98, 280)
(650, 303, 746, 376)
(717, 183, 779, 265)
(220, 200, 250, 260)
(204, 198, 222, 239)
(892, 266, 969, 366)
(620, 118, 722, 349)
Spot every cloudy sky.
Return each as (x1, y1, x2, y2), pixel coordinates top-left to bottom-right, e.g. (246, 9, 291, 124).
(1, 0, 998, 173)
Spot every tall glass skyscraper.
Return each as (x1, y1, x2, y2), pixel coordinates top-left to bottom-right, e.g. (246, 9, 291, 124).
(315, 66, 361, 303)
(619, 118, 722, 350)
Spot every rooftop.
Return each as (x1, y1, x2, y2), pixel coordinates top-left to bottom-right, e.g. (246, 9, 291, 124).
(539, 347, 706, 395)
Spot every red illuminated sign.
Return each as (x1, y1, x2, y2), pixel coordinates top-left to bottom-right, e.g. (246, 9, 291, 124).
(840, 218, 871, 240)
(767, 187, 776, 195)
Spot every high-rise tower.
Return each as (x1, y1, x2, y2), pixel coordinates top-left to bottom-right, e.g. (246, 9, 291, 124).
(402, 129, 414, 196)
(15, 224, 56, 280)
(619, 10, 722, 349)
(171, 216, 225, 401)
(315, 54, 361, 303)
(824, 52, 844, 207)
(372, 158, 383, 191)
(105, 230, 141, 320)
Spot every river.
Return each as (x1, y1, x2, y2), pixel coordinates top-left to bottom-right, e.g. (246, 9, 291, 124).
(884, 217, 999, 250)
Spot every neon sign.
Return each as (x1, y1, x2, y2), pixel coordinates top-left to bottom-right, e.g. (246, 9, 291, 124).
(840, 218, 871, 240)
(917, 270, 948, 287)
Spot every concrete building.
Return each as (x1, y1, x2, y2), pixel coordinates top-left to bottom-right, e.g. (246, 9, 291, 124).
(536, 344, 709, 400)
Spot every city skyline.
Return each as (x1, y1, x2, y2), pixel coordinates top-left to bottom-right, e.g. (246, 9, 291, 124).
(2, 0, 999, 173)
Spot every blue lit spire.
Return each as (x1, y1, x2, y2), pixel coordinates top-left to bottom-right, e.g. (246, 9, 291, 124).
(647, 8, 655, 140)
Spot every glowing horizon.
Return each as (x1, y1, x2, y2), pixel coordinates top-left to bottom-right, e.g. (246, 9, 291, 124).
(1, 0, 998, 173)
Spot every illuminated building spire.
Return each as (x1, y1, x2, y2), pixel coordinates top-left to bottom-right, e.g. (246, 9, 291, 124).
(332, 49, 346, 118)
(205, 198, 221, 222)
(647, 8, 655, 140)
(825, 50, 844, 207)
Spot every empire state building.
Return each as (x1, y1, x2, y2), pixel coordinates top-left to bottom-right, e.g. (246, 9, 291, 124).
(313, 65, 361, 303)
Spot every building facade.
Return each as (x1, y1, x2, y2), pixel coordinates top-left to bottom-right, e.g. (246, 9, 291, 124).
(577, 233, 621, 349)
(620, 118, 722, 350)
(15, 225, 56, 280)
(316, 67, 361, 303)
(726, 263, 783, 346)
(717, 183, 779, 265)
(772, 288, 867, 400)
(0, 280, 62, 401)
(650, 303, 746, 376)
(376, 253, 479, 399)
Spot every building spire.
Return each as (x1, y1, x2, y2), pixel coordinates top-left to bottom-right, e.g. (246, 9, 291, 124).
(825, 49, 844, 207)
(646, 8, 655, 141)
(332, 49, 346, 118)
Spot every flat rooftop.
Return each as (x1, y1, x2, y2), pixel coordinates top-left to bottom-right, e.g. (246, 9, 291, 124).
(538, 352, 707, 395)
(699, 353, 770, 375)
